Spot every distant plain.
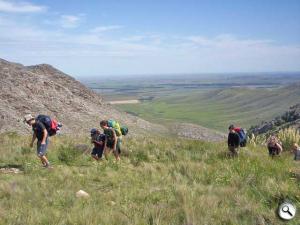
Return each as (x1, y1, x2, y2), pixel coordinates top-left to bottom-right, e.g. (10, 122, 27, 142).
(82, 73, 300, 131)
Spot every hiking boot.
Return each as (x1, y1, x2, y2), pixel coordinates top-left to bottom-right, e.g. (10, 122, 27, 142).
(42, 163, 52, 169)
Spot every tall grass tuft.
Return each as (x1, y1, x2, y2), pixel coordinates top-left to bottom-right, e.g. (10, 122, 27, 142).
(278, 128, 300, 150)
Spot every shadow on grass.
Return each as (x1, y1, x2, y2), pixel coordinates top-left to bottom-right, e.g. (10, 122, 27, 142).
(0, 164, 23, 169)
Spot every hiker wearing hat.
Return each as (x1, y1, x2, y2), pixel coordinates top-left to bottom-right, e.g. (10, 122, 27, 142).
(90, 128, 105, 161)
(24, 114, 51, 168)
(228, 125, 240, 157)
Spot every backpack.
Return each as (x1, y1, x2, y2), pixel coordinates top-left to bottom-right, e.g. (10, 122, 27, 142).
(120, 126, 129, 136)
(36, 115, 61, 136)
(107, 119, 122, 136)
(234, 127, 247, 147)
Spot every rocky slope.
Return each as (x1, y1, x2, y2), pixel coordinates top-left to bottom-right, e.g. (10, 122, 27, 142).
(0, 58, 166, 135)
(249, 103, 300, 135)
(171, 123, 226, 142)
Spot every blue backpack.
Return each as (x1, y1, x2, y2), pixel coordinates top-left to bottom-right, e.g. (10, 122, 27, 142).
(237, 128, 247, 147)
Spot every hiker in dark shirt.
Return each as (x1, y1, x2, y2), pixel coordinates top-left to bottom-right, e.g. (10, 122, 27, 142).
(24, 114, 51, 168)
(100, 120, 121, 161)
(267, 135, 282, 157)
(228, 125, 240, 157)
(90, 128, 105, 161)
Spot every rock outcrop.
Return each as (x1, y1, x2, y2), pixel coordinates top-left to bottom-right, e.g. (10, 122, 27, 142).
(249, 103, 300, 135)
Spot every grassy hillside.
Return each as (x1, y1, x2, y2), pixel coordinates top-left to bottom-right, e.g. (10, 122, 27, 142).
(118, 85, 300, 131)
(0, 133, 299, 225)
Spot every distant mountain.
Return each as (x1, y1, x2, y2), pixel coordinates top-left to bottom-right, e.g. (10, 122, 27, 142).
(249, 103, 300, 135)
(0, 58, 164, 135)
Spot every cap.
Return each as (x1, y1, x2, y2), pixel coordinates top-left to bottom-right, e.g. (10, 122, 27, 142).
(90, 128, 98, 134)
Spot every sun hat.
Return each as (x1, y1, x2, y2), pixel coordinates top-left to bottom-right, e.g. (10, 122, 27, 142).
(23, 114, 34, 123)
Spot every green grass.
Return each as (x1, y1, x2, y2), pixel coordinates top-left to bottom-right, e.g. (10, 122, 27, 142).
(0, 132, 299, 225)
(118, 86, 300, 131)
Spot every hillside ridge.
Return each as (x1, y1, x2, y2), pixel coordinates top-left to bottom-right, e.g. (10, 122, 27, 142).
(249, 103, 300, 135)
(0, 58, 166, 135)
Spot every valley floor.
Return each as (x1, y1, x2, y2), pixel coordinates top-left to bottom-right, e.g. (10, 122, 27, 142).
(0, 133, 299, 225)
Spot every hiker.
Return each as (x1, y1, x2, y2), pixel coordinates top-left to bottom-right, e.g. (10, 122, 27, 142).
(90, 128, 105, 161)
(267, 135, 283, 157)
(228, 125, 240, 157)
(230, 125, 247, 147)
(24, 114, 51, 168)
(100, 120, 122, 161)
(292, 143, 300, 161)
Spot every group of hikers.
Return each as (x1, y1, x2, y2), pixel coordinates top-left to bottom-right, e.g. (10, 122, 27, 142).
(23, 114, 300, 168)
(227, 124, 300, 160)
(23, 114, 127, 168)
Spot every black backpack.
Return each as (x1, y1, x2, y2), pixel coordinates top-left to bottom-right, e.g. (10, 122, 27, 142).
(36, 115, 60, 136)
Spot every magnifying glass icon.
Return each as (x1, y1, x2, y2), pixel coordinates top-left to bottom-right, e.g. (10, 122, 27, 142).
(282, 206, 293, 217)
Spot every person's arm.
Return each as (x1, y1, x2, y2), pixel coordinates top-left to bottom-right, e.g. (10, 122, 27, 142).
(93, 140, 102, 145)
(41, 129, 48, 145)
(112, 129, 117, 151)
(30, 133, 36, 148)
(104, 136, 107, 152)
(227, 134, 231, 146)
(276, 143, 283, 153)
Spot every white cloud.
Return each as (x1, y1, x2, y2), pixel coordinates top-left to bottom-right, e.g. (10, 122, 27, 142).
(0, 0, 46, 13)
(60, 15, 81, 28)
(90, 25, 123, 33)
(186, 34, 274, 49)
(0, 15, 299, 76)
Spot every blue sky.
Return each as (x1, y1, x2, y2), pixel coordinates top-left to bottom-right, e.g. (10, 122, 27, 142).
(0, 0, 299, 77)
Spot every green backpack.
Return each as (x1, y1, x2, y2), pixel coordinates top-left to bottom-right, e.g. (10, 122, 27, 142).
(120, 126, 129, 136)
(107, 119, 122, 136)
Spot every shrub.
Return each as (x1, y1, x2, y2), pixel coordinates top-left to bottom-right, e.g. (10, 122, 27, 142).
(57, 144, 82, 165)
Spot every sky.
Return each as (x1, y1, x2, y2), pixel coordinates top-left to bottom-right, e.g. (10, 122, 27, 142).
(0, 0, 299, 77)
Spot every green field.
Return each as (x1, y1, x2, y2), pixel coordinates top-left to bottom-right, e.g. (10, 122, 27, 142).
(82, 74, 300, 132)
(1, 133, 299, 224)
(117, 85, 300, 132)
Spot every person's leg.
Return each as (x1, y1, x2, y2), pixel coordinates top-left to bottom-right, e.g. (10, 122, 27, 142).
(229, 146, 238, 157)
(92, 154, 99, 160)
(113, 150, 120, 161)
(113, 138, 121, 161)
(234, 147, 239, 157)
(104, 147, 111, 160)
(98, 146, 104, 159)
(37, 141, 44, 165)
(42, 137, 50, 166)
(268, 147, 272, 156)
(228, 146, 234, 157)
(37, 138, 50, 167)
(117, 137, 122, 155)
(268, 147, 276, 157)
(41, 155, 50, 166)
(91, 147, 99, 160)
